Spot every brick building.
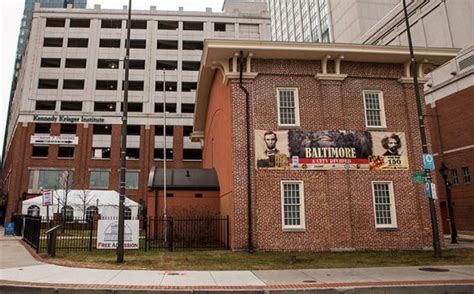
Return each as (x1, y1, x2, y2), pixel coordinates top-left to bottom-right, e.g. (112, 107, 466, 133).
(192, 40, 458, 251)
(1, 2, 270, 221)
(425, 47, 474, 233)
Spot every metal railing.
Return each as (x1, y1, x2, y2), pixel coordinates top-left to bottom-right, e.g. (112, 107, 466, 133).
(19, 215, 229, 253)
(23, 216, 41, 252)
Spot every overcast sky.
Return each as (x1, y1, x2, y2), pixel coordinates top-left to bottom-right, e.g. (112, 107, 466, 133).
(0, 0, 224, 158)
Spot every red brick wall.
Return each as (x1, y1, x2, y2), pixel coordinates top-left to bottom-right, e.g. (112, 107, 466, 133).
(146, 190, 220, 218)
(223, 59, 442, 251)
(427, 86, 474, 232)
(2, 123, 201, 220)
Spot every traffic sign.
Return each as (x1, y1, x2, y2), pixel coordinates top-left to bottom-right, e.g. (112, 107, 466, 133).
(413, 170, 425, 183)
(430, 183, 437, 200)
(424, 181, 432, 197)
(423, 153, 435, 170)
(424, 181, 438, 199)
(42, 190, 53, 206)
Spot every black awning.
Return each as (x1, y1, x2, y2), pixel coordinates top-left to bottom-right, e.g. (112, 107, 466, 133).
(148, 167, 219, 191)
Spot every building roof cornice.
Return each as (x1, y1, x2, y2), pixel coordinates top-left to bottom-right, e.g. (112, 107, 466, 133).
(192, 40, 459, 138)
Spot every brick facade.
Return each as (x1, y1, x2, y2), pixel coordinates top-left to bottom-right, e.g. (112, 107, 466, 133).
(427, 86, 474, 233)
(2, 123, 202, 219)
(201, 56, 446, 251)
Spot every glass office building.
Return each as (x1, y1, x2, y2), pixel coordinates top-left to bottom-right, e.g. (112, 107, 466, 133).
(268, 0, 330, 43)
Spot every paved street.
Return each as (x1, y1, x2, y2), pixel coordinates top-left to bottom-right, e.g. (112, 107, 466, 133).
(1, 232, 473, 293)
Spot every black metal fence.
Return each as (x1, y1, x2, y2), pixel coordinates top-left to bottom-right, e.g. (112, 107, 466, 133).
(18, 215, 229, 253)
(23, 216, 41, 251)
(148, 216, 229, 251)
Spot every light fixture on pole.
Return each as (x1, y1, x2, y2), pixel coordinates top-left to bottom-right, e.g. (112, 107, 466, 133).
(402, 0, 441, 258)
(438, 162, 457, 243)
(117, 0, 132, 263)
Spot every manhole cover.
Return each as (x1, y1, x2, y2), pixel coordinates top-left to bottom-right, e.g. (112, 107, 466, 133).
(418, 267, 450, 272)
(303, 280, 317, 283)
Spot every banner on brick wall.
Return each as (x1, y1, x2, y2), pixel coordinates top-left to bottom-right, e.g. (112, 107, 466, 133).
(254, 130, 408, 170)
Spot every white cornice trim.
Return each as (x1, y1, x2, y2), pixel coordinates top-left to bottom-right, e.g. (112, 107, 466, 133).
(444, 145, 474, 155)
(315, 73, 348, 81)
(398, 77, 430, 84)
(224, 72, 258, 84)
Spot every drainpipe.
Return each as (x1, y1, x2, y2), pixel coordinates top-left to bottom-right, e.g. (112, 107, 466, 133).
(239, 51, 253, 252)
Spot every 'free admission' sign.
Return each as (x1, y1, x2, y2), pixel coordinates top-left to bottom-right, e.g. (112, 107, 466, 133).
(97, 219, 139, 249)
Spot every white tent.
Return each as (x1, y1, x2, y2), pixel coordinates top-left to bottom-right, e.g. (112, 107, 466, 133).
(21, 190, 140, 219)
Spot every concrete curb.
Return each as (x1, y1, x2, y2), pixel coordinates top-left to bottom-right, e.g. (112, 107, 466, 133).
(1, 284, 474, 294)
(1, 279, 473, 292)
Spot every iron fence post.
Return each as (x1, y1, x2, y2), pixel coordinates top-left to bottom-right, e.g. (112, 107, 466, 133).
(89, 216, 94, 251)
(226, 215, 230, 249)
(168, 217, 174, 252)
(144, 217, 148, 252)
(35, 216, 40, 253)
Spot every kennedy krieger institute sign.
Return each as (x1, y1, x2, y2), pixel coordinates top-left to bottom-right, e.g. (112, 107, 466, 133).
(255, 130, 409, 170)
(33, 115, 105, 123)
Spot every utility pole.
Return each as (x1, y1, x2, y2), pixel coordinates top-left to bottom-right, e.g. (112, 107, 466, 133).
(162, 70, 168, 242)
(402, 0, 442, 258)
(117, 0, 132, 263)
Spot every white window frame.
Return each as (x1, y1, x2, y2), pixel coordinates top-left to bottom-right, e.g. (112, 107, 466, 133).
(277, 87, 300, 127)
(371, 181, 397, 229)
(462, 167, 471, 184)
(363, 90, 386, 128)
(451, 168, 459, 185)
(280, 180, 305, 231)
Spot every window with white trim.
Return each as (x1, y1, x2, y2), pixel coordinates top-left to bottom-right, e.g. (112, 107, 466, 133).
(277, 88, 300, 126)
(363, 91, 386, 128)
(372, 181, 397, 228)
(281, 181, 305, 230)
(451, 168, 459, 185)
(462, 167, 471, 184)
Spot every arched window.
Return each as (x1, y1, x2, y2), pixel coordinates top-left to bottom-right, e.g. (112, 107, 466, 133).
(61, 205, 74, 222)
(124, 206, 132, 220)
(27, 205, 40, 216)
(85, 206, 98, 220)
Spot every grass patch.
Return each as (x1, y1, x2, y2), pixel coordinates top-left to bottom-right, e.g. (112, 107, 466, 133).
(42, 249, 474, 271)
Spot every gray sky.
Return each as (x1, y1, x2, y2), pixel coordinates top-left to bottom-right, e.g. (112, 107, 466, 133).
(0, 0, 224, 157)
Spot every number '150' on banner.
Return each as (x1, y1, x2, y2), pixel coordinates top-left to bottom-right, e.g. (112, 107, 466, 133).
(254, 130, 409, 170)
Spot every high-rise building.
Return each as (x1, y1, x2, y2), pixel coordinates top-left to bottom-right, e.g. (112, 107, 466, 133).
(16, 1, 87, 67)
(1, 2, 270, 220)
(3, 0, 88, 165)
(267, 0, 398, 43)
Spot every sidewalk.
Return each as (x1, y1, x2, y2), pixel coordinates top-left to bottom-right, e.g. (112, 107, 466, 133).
(1, 232, 474, 293)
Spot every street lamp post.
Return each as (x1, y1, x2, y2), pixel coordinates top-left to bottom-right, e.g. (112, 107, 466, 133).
(402, 0, 442, 257)
(117, 0, 132, 263)
(438, 162, 458, 243)
(163, 70, 167, 223)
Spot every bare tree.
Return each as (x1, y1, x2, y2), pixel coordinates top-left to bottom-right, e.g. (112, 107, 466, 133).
(53, 169, 74, 223)
(77, 188, 96, 220)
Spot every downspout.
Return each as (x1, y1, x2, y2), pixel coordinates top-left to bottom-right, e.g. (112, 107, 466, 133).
(239, 50, 253, 252)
